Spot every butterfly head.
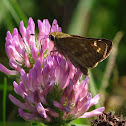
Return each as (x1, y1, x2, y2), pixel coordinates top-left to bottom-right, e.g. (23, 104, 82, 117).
(49, 32, 71, 43)
(49, 32, 59, 43)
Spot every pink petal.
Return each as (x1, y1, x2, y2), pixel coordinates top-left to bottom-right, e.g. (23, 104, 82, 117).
(38, 92, 48, 105)
(19, 108, 42, 121)
(23, 51, 31, 67)
(34, 58, 42, 81)
(39, 45, 43, 62)
(89, 94, 100, 108)
(20, 69, 33, 91)
(53, 101, 70, 112)
(38, 19, 50, 45)
(37, 102, 51, 122)
(59, 65, 70, 89)
(5, 31, 12, 43)
(28, 17, 35, 34)
(0, 64, 18, 75)
(79, 107, 105, 118)
(13, 81, 25, 98)
(6, 45, 19, 60)
(46, 108, 59, 117)
(72, 94, 91, 118)
(9, 58, 21, 71)
(60, 79, 74, 104)
(42, 81, 54, 97)
(19, 21, 26, 38)
(31, 45, 39, 60)
(25, 18, 35, 46)
(31, 67, 37, 90)
(51, 19, 62, 32)
(12, 36, 22, 55)
(12, 28, 19, 37)
(9, 94, 26, 109)
(42, 19, 51, 34)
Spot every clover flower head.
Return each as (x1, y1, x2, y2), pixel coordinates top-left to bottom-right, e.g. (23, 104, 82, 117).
(0, 18, 61, 75)
(9, 55, 104, 125)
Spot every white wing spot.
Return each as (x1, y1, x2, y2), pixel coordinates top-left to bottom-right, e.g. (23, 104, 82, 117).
(94, 41, 97, 47)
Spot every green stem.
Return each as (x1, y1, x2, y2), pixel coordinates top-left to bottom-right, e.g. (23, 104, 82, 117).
(89, 70, 101, 108)
(99, 31, 124, 104)
(3, 77, 7, 126)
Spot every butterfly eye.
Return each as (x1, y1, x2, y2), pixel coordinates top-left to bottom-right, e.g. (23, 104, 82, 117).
(50, 35, 55, 42)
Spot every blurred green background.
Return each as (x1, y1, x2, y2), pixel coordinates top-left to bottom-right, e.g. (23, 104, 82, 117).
(0, 0, 126, 126)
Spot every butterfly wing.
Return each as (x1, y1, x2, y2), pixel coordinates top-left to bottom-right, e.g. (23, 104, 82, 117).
(54, 36, 112, 75)
(68, 35, 112, 59)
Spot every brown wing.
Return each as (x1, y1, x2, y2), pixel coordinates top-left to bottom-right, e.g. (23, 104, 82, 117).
(71, 35, 112, 58)
(54, 36, 112, 75)
(99, 38, 112, 59)
(71, 35, 112, 59)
